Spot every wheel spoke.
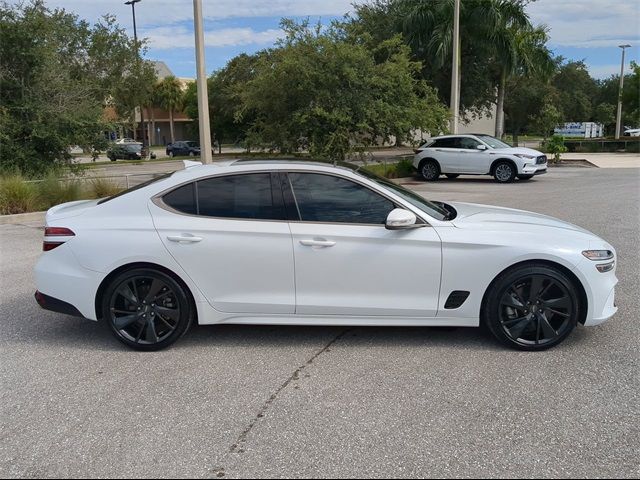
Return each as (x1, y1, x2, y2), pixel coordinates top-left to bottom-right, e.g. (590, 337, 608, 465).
(118, 284, 138, 305)
(528, 275, 544, 303)
(156, 315, 176, 331)
(546, 307, 570, 318)
(504, 315, 533, 339)
(538, 312, 558, 339)
(144, 279, 167, 303)
(111, 308, 134, 315)
(543, 296, 570, 310)
(155, 305, 179, 321)
(131, 280, 140, 305)
(145, 319, 159, 343)
(501, 293, 525, 310)
(114, 314, 139, 329)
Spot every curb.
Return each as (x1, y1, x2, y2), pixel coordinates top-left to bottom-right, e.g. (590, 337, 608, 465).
(0, 211, 46, 225)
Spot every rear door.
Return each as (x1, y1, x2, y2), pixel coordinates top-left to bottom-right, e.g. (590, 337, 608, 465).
(149, 172, 295, 314)
(429, 137, 461, 173)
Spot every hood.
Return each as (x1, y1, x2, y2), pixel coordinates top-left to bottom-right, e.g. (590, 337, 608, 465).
(491, 146, 544, 157)
(46, 199, 100, 222)
(449, 202, 591, 235)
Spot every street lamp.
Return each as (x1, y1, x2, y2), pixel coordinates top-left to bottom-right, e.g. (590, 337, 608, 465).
(450, 0, 460, 134)
(615, 44, 631, 139)
(125, 0, 147, 155)
(193, 0, 213, 164)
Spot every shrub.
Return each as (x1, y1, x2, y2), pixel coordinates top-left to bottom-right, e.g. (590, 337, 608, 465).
(36, 174, 83, 208)
(363, 158, 415, 179)
(543, 135, 568, 163)
(0, 175, 40, 214)
(88, 178, 122, 199)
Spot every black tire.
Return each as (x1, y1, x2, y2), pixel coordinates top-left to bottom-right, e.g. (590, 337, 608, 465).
(419, 160, 440, 181)
(493, 161, 516, 183)
(108, 155, 116, 161)
(518, 175, 533, 181)
(445, 174, 460, 179)
(102, 268, 193, 351)
(483, 264, 581, 351)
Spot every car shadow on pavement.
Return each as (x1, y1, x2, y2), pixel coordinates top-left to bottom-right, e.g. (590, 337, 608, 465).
(5, 294, 505, 353)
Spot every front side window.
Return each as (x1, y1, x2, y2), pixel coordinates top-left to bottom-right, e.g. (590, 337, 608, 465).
(197, 173, 284, 220)
(458, 137, 481, 150)
(287, 173, 395, 224)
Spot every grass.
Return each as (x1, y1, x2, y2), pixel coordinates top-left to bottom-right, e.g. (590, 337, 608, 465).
(0, 174, 124, 215)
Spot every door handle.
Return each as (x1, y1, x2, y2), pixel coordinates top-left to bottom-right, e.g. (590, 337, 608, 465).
(167, 235, 203, 243)
(299, 239, 336, 248)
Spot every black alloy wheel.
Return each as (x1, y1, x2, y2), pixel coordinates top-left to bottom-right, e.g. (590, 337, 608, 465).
(484, 265, 580, 350)
(103, 268, 192, 351)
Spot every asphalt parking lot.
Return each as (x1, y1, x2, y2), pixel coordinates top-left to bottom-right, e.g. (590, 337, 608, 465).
(1, 167, 639, 478)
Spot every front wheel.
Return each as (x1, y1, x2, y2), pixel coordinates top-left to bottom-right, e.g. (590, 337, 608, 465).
(483, 264, 581, 351)
(419, 160, 440, 181)
(493, 161, 516, 183)
(168, 151, 174, 158)
(102, 268, 193, 351)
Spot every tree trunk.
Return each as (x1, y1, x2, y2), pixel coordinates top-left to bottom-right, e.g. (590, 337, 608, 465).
(151, 107, 156, 146)
(495, 69, 507, 138)
(169, 108, 175, 143)
(513, 127, 520, 147)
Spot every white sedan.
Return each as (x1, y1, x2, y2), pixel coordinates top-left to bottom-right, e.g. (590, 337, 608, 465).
(34, 160, 617, 351)
(413, 134, 548, 182)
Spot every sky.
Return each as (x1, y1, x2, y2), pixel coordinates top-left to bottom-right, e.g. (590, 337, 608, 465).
(19, 0, 640, 80)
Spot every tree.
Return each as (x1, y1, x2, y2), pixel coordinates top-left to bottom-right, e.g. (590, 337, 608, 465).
(0, 1, 154, 175)
(593, 103, 616, 134)
(241, 20, 449, 161)
(156, 76, 184, 143)
(552, 61, 597, 122)
(504, 73, 556, 144)
(531, 97, 562, 140)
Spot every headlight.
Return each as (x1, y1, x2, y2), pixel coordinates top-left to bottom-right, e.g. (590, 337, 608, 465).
(514, 153, 536, 160)
(582, 250, 614, 261)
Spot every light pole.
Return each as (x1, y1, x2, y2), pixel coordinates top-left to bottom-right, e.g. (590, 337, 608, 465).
(125, 0, 147, 155)
(193, 0, 213, 164)
(615, 44, 631, 139)
(450, 0, 461, 134)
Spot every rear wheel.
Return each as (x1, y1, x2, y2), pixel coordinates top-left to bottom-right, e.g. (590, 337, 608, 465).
(493, 161, 516, 183)
(419, 160, 440, 181)
(483, 264, 580, 351)
(102, 268, 193, 351)
(445, 174, 459, 179)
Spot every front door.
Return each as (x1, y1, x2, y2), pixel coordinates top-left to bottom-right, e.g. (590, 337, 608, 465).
(150, 172, 295, 314)
(285, 172, 442, 317)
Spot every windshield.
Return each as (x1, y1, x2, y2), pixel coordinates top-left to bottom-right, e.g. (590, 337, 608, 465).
(354, 167, 450, 221)
(476, 135, 512, 149)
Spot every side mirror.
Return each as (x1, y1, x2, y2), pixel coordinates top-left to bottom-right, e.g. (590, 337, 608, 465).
(476, 144, 488, 151)
(385, 208, 422, 230)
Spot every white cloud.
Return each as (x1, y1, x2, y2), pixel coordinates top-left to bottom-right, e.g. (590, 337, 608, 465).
(528, 0, 640, 48)
(587, 63, 634, 80)
(142, 25, 283, 49)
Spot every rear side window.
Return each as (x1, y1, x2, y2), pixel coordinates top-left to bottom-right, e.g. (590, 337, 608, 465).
(431, 138, 458, 148)
(163, 183, 196, 214)
(287, 173, 395, 224)
(197, 173, 285, 220)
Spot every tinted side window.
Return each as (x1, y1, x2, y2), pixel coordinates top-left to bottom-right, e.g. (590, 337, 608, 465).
(458, 137, 480, 149)
(288, 173, 395, 224)
(432, 138, 457, 148)
(197, 173, 284, 220)
(163, 182, 197, 214)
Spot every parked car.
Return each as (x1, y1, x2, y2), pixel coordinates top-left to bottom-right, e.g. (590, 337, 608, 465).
(34, 160, 617, 351)
(115, 138, 139, 144)
(623, 128, 640, 137)
(413, 134, 548, 182)
(166, 141, 200, 157)
(107, 143, 156, 161)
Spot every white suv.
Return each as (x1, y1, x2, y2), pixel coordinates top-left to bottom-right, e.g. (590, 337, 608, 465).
(413, 134, 547, 183)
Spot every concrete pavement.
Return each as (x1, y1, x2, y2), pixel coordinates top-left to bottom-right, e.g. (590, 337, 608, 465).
(1, 167, 639, 478)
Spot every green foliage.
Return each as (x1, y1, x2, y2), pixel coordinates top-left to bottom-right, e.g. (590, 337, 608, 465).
(155, 76, 184, 143)
(240, 20, 449, 161)
(363, 158, 415, 179)
(0, 175, 39, 214)
(531, 98, 563, 139)
(37, 174, 83, 206)
(543, 135, 568, 163)
(552, 61, 598, 122)
(0, 1, 155, 176)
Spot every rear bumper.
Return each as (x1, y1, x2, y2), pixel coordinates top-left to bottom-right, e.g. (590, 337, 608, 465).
(34, 291, 84, 318)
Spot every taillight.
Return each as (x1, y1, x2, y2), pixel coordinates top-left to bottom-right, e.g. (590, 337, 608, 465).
(43, 227, 75, 251)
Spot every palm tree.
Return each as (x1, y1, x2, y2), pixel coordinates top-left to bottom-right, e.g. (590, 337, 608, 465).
(156, 75, 184, 143)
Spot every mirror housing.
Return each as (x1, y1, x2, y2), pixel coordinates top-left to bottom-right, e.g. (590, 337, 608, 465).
(476, 144, 488, 151)
(385, 208, 422, 230)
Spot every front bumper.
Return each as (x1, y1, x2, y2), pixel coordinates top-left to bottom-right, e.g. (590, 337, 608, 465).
(521, 164, 547, 175)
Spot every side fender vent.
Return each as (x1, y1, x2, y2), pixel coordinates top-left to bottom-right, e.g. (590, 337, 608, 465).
(444, 290, 470, 309)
